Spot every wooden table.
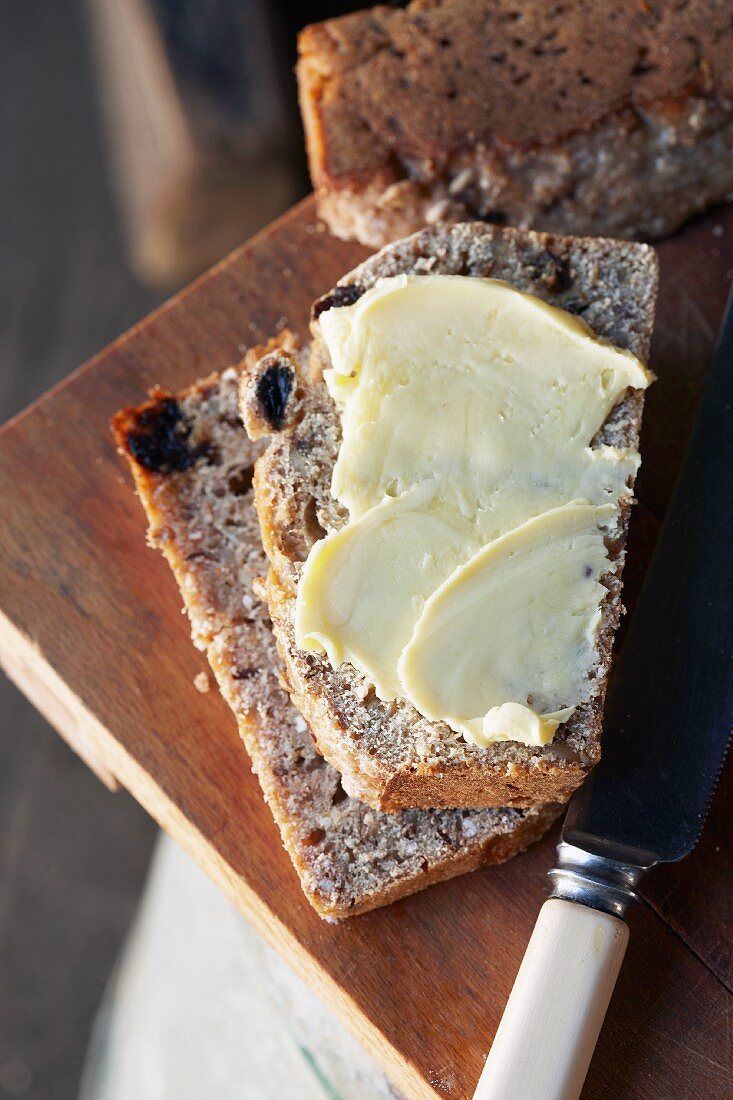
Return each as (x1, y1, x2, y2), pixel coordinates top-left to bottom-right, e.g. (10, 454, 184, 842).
(1, 197, 731, 1099)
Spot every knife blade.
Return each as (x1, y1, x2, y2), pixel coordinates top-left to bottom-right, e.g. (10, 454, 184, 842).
(474, 287, 733, 1100)
(563, 283, 733, 868)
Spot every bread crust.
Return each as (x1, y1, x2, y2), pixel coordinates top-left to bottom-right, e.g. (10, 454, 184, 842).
(113, 366, 560, 918)
(298, 1, 733, 245)
(246, 222, 658, 812)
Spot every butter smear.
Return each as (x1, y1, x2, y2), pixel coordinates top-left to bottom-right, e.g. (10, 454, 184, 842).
(295, 275, 651, 747)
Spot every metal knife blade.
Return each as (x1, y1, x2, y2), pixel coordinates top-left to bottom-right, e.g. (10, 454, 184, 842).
(563, 285, 733, 869)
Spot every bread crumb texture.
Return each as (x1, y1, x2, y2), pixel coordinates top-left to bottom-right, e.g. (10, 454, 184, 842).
(193, 671, 211, 694)
(113, 368, 560, 918)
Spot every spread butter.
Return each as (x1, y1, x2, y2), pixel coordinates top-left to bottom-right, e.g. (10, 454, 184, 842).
(295, 275, 650, 746)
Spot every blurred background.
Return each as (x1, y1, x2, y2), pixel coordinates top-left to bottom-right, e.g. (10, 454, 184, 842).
(0, 2, 373, 1097)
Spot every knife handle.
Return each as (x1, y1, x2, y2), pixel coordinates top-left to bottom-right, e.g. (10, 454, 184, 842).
(473, 899, 628, 1100)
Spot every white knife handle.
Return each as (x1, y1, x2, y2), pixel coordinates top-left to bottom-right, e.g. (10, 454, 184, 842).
(473, 899, 628, 1100)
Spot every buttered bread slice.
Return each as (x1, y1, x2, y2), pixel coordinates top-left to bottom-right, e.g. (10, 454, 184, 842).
(245, 223, 658, 812)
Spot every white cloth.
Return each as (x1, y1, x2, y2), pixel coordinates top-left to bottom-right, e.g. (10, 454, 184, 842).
(80, 835, 400, 1100)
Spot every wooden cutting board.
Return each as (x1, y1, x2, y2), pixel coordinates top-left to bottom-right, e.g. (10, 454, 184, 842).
(1, 197, 731, 1099)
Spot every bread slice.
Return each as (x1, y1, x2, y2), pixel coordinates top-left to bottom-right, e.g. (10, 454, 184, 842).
(112, 365, 560, 919)
(298, 0, 733, 247)
(245, 222, 658, 812)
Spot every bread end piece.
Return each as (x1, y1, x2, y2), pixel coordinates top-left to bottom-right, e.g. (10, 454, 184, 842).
(297, 2, 733, 246)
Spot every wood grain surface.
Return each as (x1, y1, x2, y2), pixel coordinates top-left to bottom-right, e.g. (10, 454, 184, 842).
(0, 197, 731, 1099)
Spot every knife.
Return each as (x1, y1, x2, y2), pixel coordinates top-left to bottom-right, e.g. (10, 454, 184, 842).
(473, 285, 733, 1100)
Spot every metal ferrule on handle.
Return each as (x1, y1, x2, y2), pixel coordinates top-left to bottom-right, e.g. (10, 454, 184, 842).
(548, 841, 650, 919)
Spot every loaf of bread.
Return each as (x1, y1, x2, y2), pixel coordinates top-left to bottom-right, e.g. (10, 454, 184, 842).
(113, 366, 559, 918)
(298, 0, 733, 246)
(245, 222, 658, 812)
